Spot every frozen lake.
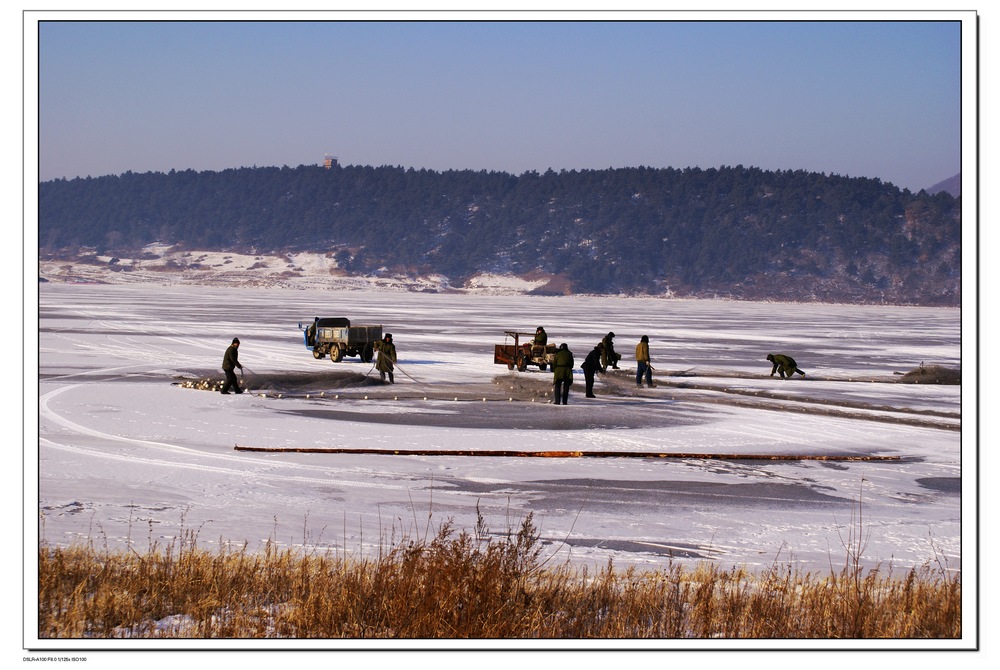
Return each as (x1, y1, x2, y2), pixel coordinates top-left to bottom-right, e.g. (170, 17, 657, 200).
(32, 283, 966, 578)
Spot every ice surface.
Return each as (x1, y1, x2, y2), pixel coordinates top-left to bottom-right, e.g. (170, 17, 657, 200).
(34, 283, 965, 577)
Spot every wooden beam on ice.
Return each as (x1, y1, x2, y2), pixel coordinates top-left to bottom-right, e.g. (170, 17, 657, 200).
(233, 445, 900, 461)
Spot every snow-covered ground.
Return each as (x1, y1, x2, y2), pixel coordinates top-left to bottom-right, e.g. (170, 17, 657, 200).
(37, 245, 548, 295)
(28, 276, 974, 650)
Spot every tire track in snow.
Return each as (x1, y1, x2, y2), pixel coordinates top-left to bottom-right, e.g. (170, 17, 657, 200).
(38, 385, 412, 492)
(41, 362, 160, 383)
(39, 437, 405, 491)
(662, 384, 958, 430)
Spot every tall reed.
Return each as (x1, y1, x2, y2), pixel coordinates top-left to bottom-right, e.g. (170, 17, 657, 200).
(37, 510, 960, 639)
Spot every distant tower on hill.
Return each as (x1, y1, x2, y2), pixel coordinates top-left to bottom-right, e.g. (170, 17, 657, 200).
(323, 154, 339, 169)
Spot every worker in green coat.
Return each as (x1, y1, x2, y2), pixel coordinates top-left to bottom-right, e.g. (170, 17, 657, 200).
(552, 343, 575, 405)
(375, 334, 397, 383)
(766, 353, 806, 379)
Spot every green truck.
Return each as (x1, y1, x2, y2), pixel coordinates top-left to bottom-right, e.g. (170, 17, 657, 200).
(300, 317, 383, 363)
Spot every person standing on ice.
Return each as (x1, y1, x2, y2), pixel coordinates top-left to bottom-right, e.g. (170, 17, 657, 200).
(635, 335, 655, 388)
(552, 342, 575, 405)
(581, 342, 604, 398)
(375, 333, 397, 383)
(221, 337, 243, 394)
(766, 353, 806, 379)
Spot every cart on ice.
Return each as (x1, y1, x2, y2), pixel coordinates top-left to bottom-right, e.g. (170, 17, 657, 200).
(493, 330, 556, 372)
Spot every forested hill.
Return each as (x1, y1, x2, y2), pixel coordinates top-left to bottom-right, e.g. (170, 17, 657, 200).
(38, 164, 961, 305)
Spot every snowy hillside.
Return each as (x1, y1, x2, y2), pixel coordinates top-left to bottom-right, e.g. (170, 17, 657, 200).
(38, 244, 552, 295)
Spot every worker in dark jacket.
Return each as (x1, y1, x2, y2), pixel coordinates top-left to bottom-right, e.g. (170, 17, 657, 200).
(532, 326, 548, 358)
(581, 343, 604, 398)
(306, 317, 319, 346)
(221, 337, 243, 394)
(766, 353, 806, 379)
(375, 334, 397, 383)
(552, 343, 575, 405)
(601, 332, 621, 371)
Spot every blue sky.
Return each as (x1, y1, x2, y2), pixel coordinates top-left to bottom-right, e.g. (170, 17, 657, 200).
(36, 17, 965, 191)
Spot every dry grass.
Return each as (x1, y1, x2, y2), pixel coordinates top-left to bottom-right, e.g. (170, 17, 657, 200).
(37, 510, 960, 640)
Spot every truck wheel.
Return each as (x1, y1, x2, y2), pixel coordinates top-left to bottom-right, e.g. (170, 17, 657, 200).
(538, 363, 547, 371)
(361, 344, 374, 363)
(313, 348, 324, 360)
(332, 347, 345, 363)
